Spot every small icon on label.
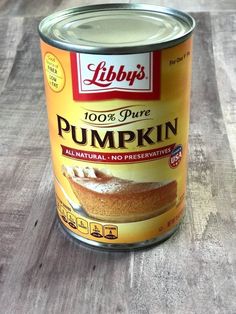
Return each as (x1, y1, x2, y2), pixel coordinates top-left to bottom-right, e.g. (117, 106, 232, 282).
(45, 53, 65, 92)
(56, 198, 68, 223)
(169, 145, 183, 168)
(61, 215, 68, 223)
(104, 225, 118, 240)
(77, 218, 89, 234)
(90, 223, 103, 238)
(67, 212, 77, 229)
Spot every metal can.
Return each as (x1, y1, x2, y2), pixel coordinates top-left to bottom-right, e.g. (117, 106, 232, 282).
(38, 4, 195, 250)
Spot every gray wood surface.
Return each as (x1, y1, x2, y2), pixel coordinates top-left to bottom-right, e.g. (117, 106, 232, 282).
(0, 1, 235, 313)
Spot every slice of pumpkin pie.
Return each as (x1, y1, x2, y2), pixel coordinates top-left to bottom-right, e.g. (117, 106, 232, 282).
(62, 165, 177, 222)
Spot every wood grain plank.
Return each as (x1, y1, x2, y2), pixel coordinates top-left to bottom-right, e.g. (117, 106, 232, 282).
(0, 0, 129, 17)
(211, 12, 236, 166)
(0, 157, 49, 294)
(0, 17, 24, 94)
(130, 0, 236, 12)
(0, 0, 62, 17)
(0, 14, 52, 306)
(56, 0, 129, 12)
(0, 17, 50, 158)
(0, 0, 235, 17)
(0, 159, 131, 314)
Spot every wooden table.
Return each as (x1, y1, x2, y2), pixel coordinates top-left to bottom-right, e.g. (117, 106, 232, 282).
(0, 1, 235, 313)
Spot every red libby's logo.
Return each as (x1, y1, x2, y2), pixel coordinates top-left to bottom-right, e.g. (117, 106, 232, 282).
(83, 62, 146, 87)
(70, 52, 161, 101)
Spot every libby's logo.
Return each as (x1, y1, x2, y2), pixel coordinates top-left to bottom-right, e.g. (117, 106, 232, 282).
(70, 52, 161, 101)
(83, 62, 146, 88)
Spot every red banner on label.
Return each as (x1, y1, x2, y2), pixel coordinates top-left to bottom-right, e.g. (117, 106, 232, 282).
(61, 144, 175, 163)
(70, 51, 161, 101)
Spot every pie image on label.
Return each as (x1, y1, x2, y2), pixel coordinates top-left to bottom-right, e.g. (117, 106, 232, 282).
(62, 165, 177, 222)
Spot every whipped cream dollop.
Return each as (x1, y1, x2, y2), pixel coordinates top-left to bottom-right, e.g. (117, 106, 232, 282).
(62, 165, 111, 179)
(62, 165, 174, 194)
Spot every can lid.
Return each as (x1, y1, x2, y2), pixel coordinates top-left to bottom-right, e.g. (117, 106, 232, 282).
(39, 4, 195, 54)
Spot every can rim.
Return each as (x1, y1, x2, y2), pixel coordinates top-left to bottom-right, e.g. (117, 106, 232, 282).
(38, 3, 195, 54)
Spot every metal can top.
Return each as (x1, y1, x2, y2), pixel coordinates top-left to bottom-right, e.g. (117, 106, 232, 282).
(38, 4, 195, 54)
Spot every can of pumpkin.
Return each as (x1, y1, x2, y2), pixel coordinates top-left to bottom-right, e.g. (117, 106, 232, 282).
(38, 4, 195, 249)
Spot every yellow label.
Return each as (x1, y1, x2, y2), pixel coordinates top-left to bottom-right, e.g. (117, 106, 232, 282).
(41, 38, 193, 245)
